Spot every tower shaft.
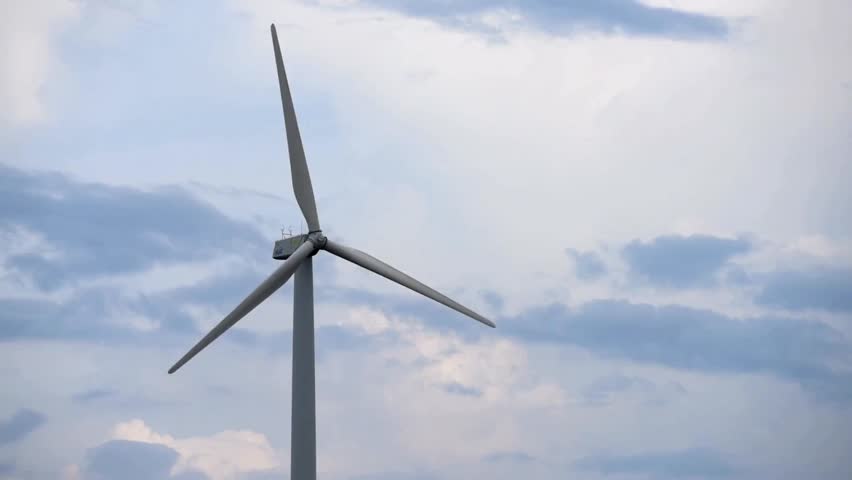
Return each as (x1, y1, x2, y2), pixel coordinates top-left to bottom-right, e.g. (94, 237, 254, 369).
(291, 258, 316, 480)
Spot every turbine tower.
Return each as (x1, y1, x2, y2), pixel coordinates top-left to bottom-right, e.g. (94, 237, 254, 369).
(168, 24, 495, 480)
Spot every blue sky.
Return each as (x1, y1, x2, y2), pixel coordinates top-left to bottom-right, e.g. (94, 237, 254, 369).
(2, 0, 851, 479)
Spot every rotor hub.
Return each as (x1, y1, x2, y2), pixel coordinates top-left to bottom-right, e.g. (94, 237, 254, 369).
(307, 231, 327, 252)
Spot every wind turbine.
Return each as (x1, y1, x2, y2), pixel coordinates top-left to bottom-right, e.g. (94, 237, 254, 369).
(168, 24, 495, 480)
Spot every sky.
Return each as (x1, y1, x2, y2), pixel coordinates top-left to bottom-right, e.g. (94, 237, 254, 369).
(1, 0, 851, 479)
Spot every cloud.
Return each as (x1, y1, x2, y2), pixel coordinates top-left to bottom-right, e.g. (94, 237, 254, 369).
(482, 451, 535, 463)
(236, 471, 289, 480)
(316, 284, 490, 341)
(0, 163, 297, 346)
(755, 267, 852, 313)
(0, 163, 382, 350)
(0, 0, 79, 128)
(0, 161, 844, 408)
(0, 408, 46, 445)
(505, 300, 852, 400)
(480, 290, 504, 311)
(574, 447, 736, 478)
(2, 164, 848, 409)
(1, 266, 365, 363)
(581, 373, 687, 407)
(84, 439, 209, 480)
(348, 470, 441, 480)
(0, 164, 265, 291)
(442, 382, 483, 397)
(111, 419, 280, 480)
(71, 388, 117, 404)
(355, 0, 729, 40)
(582, 373, 652, 404)
(622, 234, 751, 288)
(0, 286, 198, 342)
(565, 248, 606, 281)
(67, 386, 176, 412)
(0, 462, 13, 475)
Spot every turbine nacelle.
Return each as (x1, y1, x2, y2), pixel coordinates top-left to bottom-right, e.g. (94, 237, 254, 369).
(273, 231, 326, 260)
(273, 233, 309, 260)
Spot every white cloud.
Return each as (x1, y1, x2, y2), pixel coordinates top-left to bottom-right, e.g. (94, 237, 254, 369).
(0, 0, 79, 128)
(111, 419, 280, 480)
(203, 0, 848, 314)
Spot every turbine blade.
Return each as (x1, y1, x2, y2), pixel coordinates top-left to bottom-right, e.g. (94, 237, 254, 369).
(271, 23, 320, 232)
(323, 239, 495, 328)
(168, 240, 317, 374)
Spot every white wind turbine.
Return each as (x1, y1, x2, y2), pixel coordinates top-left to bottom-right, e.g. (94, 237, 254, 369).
(169, 24, 495, 480)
